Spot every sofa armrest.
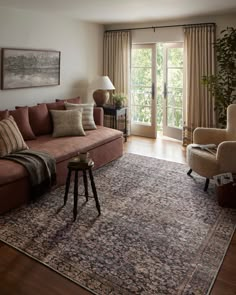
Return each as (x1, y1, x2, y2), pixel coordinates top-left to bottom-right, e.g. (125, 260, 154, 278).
(193, 127, 227, 145)
(216, 141, 236, 171)
(93, 107, 104, 126)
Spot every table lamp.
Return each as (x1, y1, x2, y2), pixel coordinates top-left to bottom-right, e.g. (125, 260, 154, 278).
(92, 76, 115, 106)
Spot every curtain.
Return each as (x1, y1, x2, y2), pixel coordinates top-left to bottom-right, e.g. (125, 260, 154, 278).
(183, 24, 216, 146)
(103, 31, 131, 133)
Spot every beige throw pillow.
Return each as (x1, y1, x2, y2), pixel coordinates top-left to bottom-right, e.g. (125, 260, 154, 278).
(65, 102, 97, 130)
(0, 116, 29, 157)
(50, 109, 85, 138)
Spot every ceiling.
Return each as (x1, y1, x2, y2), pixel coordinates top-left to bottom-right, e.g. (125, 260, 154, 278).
(0, 0, 236, 24)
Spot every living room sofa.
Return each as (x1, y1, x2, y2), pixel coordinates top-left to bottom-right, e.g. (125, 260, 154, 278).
(0, 97, 124, 214)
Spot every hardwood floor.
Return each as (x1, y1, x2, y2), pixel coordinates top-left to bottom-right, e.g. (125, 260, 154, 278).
(0, 135, 235, 295)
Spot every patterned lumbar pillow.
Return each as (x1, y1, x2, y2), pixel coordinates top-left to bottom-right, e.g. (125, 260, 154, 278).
(0, 116, 29, 157)
(64, 102, 97, 130)
(50, 109, 85, 138)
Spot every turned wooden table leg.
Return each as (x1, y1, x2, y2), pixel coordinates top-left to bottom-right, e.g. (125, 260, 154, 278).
(83, 170, 89, 202)
(73, 170, 79, 221)
(63, 169, 71, 206)
(88, 168, 101, 215)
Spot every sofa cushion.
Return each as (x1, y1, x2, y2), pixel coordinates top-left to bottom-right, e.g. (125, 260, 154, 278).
(0, 116, 29, 157)
(0, 110, 9, 121)
(56, 97, 81, 104)
(9, 107, 36, 140)
(65, 102, 96, 130)
(0, 126, 123, 187)
(26, 126, 123, 163)
(50, 109, 85, 138)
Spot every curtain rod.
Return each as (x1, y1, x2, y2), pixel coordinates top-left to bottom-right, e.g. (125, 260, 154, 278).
(105, 22, 216, 32)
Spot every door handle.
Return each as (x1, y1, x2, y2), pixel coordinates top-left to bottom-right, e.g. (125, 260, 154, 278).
(152, 83, 155, 100)
(164, 83, 167, 99)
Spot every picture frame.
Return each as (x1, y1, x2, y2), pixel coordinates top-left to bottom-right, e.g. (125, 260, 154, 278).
(1, 48, 60, 90)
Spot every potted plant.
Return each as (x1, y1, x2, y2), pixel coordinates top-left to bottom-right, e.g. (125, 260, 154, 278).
(202, 27, 236, 127)
(112, 93, 127, 109)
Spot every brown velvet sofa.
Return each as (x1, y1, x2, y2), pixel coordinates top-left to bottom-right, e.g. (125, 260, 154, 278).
(0, 98, 123, 214)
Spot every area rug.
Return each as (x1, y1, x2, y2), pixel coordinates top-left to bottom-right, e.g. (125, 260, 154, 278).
(0, 153, 235, 295)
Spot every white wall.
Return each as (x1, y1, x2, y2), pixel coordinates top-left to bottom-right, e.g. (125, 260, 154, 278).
(0, 7, 104, 110)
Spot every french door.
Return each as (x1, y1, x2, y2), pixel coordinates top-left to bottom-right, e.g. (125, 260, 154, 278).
(131, 44, 157, 138)
(131, 42, 184, 140)
(162, 43, 184, 140)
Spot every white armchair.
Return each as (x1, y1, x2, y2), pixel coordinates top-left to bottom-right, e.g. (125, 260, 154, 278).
(187, 104, 236, 191)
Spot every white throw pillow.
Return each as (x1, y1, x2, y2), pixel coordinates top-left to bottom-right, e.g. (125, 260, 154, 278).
(64, 102, 97, 130)
(50, 110, 85, 138)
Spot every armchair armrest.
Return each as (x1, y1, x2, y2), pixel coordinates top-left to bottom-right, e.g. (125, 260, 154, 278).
(217, 141, 236, 171)
(93, 107, 104, 126)
(193, 127, 227, 145)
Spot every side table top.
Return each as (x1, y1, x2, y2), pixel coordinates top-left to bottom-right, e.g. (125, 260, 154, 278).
(102, 104, 127, 115)
(68, 157, 94, 169)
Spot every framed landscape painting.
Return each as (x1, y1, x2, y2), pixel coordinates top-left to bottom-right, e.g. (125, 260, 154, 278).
(1, 48, 60, 89)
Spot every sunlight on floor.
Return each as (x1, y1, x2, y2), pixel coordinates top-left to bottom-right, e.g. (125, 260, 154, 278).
(124, 134, 186, 164)
(156, 130, 182, 142)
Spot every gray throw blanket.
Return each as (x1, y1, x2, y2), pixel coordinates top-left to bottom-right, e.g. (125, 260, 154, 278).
(4, 150, 57, 199)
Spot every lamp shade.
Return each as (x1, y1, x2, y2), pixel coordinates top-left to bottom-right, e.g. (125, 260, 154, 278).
(91, 76, 115, 106)
(91, 76, 115, 90)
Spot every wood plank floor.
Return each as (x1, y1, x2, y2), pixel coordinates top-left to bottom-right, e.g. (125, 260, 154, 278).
(0, 135, 235, 295)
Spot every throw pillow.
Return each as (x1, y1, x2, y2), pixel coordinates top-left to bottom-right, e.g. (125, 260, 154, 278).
(0, 110, 9, 121)
(50, 109, 85, 138)
(65, 102, 96, 130)
(46, 100, 65, 111)
(9, 107, 36, 140)
(16, 104, 52, 135)
(0, 116, 29, 157)
(56, 97, 81, 104)
(28, 104, 52, 135)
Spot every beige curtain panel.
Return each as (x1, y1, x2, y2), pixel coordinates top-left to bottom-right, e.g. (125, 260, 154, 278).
(103, 31, 131, 132)
(103, 31, 130, 96)
(183, 24, 216, 146)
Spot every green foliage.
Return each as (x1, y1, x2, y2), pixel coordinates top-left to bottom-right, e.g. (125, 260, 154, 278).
(202, 27, 236, 126)
(112, 93, 126, 108)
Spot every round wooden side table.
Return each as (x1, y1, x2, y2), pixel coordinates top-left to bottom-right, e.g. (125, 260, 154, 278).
(63, 156, 101, 221)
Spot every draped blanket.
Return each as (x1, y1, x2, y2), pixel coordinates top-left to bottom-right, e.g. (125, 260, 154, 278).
(4, 150, 57, 199)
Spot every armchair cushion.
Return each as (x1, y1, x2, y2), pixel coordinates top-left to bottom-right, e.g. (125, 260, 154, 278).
(187, 145, 218, 178)
(193, 128, 227, 145)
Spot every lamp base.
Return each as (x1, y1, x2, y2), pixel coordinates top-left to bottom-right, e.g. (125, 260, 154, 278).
(93, 90, 109, 106)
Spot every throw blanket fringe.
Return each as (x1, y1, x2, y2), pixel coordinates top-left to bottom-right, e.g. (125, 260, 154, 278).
(4, 150, 57, 199)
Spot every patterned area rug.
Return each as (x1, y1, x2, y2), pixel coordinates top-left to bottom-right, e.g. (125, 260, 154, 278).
(0, 153, 235, 295)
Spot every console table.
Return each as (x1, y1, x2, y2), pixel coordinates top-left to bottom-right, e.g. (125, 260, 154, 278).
(102, 105, 127, 142)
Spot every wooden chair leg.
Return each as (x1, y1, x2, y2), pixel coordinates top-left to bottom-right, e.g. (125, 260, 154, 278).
(187, 168, 192, 176)
(204, 178, 210, 192)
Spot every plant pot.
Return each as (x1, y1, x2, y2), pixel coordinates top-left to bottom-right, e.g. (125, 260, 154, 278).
(115, 102, 122, 109)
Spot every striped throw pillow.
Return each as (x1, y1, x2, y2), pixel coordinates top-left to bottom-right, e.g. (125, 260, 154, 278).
(65, 102, 97, 130)
(0, 116, 29, 157)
